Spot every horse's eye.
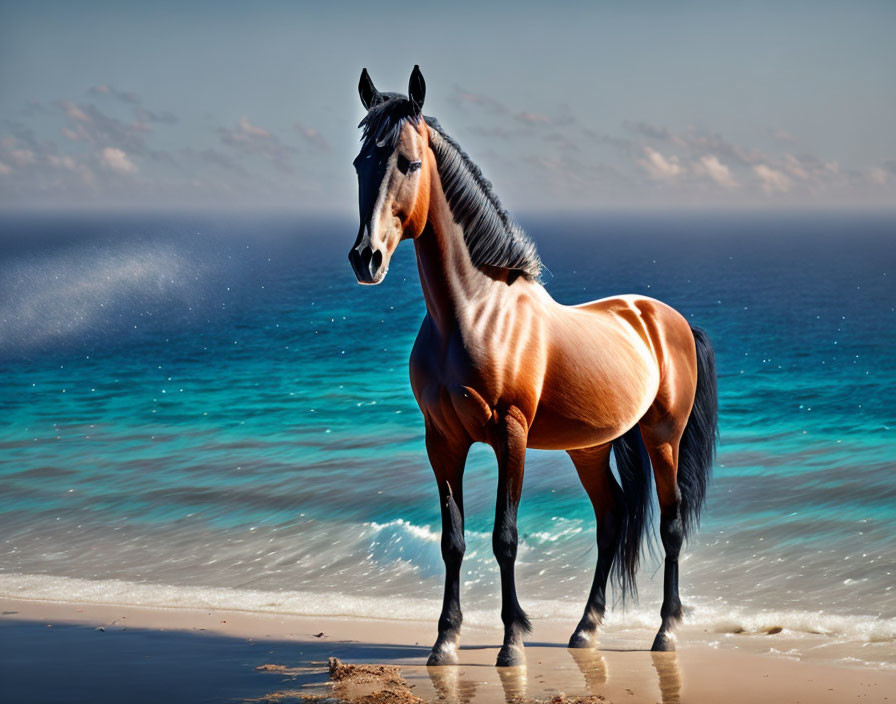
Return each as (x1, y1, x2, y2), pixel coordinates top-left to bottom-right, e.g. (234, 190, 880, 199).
(396, 155, 422, 175)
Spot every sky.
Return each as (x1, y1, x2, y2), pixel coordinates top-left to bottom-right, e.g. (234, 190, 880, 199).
(1, 0, 895, 213)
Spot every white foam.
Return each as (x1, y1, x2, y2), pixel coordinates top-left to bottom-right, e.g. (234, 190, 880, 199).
(1, 572, 894, 650)
(366, 519, 441, 543)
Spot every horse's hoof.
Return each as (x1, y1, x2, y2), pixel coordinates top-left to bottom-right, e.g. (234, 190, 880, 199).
(496, 644, 526, 667)
(651, 631, 677, 652)
(426, 646, 459, 666)
(568, 630, 595, 649)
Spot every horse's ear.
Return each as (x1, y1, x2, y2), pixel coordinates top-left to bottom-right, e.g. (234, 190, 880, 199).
(408, 65, 425, 113)
(359, 68, 380, 110)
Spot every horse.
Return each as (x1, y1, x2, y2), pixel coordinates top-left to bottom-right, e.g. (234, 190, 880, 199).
(348, 66, 718, 668)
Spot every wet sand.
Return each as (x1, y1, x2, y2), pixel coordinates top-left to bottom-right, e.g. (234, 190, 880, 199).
(1, 596, 894, 704)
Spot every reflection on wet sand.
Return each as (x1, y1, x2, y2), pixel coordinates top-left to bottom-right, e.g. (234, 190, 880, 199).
(568, 647, 608, 690)
(651, 652, 682, 704)
(426, 664, 478, 704)
(496, 666, 527, 701)
(423, 648, 681, 704)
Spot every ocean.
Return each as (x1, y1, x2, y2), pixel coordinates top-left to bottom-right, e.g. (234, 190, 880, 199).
(1, 212, 894, 666)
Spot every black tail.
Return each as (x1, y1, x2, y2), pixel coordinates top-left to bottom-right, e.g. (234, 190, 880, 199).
(678, 326, 718, 538)
(610, 424, 653, 601)
(609, 325, 718, 600)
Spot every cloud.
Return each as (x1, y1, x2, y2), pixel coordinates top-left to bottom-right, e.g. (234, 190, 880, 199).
(623, 120, 679, 143)
(637, 146, 683, 181)
(465, 125, 520, 140)
(181, 147, 248, 175)
(768, 128, 795, 144)
(451, 85, 575, 138)
(135, 106, 178, 125)
(237, 116, 270, 138)
(544, 132, 580, 152)
(101, 146, 137, 174)
(219, 117, 294, 173)
(682, 129, 763, 167)
(516, 111, 553, 125)
(0, 127, 99, 195)
(695, 154, 738, 189)
(9, 148, 36, 167)
(58, 100, 90, 123)
(1, 89, 335, 207)
(448, 85, 509, 115)
(621, 119, 863, 199)
(869, 167, 888, 185)
(753, 164, 791, 194)
(294, 122, 330, 152)
(89, 84, 141, 105)
(45, 97, 177, 164)
(48, 153, 96, 186)
(581, 127, 638, 156)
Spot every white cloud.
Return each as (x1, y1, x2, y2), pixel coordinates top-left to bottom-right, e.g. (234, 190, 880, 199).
(9, 149, 36, 167)
(783, 154, 809, 180)
(0, 161, 11, 175)
(61, 126, 84, 141)
(753, 164, 792, 194)
(870, 167, 888, 185)
(637, 147, 682, 181)
(219, 117, 294, 173)
(48, 154, 95, 186)
(517, 111, 552, 125)
(59, 100, 90, 122)
(101, 146, 137, 174)
(695, 155, 738, 189)
(238, 116, 270, 138)
(48, 154, 76, 170)
(769, 128, 795, 143)
(294, 122, 330, 152)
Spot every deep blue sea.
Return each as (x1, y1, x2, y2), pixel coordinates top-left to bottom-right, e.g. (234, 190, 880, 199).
(1, 212, 894, 664)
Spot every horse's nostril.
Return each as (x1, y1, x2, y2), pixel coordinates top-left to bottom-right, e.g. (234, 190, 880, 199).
(371, 249, 383, 272)
(360, 246, 372, 268)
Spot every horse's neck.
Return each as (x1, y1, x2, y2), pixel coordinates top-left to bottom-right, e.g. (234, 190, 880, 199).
(414, 161, 492, 336)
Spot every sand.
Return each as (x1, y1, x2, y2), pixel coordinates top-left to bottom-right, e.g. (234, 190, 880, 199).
(1, 596, 894, 704)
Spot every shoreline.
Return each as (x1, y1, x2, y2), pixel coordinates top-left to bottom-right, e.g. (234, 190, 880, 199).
(3, 596, 896, 704)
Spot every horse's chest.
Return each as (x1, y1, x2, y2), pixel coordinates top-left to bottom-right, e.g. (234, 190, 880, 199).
(412, 327, 502, 397)
(410, 317, 541, 441)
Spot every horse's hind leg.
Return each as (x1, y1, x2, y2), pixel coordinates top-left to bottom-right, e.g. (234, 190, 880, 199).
(640, 426, 684, 652)
(567, 444, 622, 648)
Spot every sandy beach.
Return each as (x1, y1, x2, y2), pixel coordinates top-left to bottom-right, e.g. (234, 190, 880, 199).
(2, 596, 894, 704)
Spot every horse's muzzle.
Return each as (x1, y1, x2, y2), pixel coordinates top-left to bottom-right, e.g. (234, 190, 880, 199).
(349, 238, 385, 285)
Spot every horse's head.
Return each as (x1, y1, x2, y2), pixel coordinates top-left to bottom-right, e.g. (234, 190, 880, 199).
(349, 66, 431, 285)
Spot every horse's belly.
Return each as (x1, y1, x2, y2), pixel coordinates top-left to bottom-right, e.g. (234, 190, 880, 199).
(527, 410, 622, 450)
(527, 319, 660, 450)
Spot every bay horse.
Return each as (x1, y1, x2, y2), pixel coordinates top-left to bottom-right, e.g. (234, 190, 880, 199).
(348, 66, 718, 667)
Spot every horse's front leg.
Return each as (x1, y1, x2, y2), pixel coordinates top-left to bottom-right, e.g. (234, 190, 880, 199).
(491, 408, 530, 667)
(426, 423, 472, 666)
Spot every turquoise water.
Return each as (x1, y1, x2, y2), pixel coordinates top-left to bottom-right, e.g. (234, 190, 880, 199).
(1, 212, 894, 659)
